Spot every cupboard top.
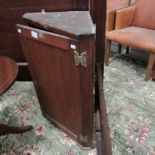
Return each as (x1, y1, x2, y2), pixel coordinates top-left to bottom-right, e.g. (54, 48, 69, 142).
(23, 11, 95, 38)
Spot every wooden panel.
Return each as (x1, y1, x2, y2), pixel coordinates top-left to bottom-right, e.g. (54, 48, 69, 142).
(0, 56, 18, 94)
(76, 0, 89, 10)
(94, 0, 112, 154)
(89, 0, 97, 23)
(16, 24, 79, 50)
(0, 8, 29, 61)
(17, 24, 95, 147)
(0, 0, 86, 9)
(0, 0, 89, 61)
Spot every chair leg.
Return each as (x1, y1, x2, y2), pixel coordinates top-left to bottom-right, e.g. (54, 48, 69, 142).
(145, 53, 155, 81)
(118, 44, 122, 54)
(104, 40, 111, 66)
(126, 47, 130, 55)
(152, 63, 155, 81)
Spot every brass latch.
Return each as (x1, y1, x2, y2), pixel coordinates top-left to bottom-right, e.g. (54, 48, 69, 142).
(74, 51, 87, 67)
(79, 135, 88, 143)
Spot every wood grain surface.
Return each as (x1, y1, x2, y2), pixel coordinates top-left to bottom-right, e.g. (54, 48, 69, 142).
(17, 20, 95, 147)
(0, 0, 89, 61)
(0, 56, 18, 94)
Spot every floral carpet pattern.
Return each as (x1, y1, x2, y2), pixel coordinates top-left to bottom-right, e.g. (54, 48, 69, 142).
(0, 54, 155, 155)
(0, 83, 96, 155)
(105, 54, 155, 155)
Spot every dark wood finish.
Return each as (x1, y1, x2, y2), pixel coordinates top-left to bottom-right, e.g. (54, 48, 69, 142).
(0, 124, 33, 136)
(126, 46, 130, 54)
(0, 56, 18, 94)
(95, 0, 112, 154)
(118, 44, 122, 54)
(0, 0, 89, 61)
(16, 63, 32, 81)
(95, 110, 103, 155)
(95, 0, 106, 64)
(17, 2, 112, 152)
(105, 40, 111, 66)
(0, 1, 89, 81)
(17, 11, 95, 147)
(89, 0, 97, 23)
(145, 54, 155, 81)
(75, 0, 89, 10)
(0, 56, 33, 136)
(0, 0, 77, 8)
(96, 64, 112, 155)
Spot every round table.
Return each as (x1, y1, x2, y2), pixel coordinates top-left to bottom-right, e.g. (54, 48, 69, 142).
(0, 56, 33, 136)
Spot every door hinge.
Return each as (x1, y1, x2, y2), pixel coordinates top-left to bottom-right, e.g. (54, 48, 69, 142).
(74, 51, 87, 67)
(79, 135, 88, 143)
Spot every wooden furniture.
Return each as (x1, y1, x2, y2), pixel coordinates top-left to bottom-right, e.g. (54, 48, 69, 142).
(90, 0, 131, 26)
(0, 56, 33, 136)
(17, 11, 95, 147)
(0, 0, 89, 80)
(94, 0, 112, 154)
(90, 0, 131, 61)
(105, 0, 155, 81)
(106, 0, 131, 32)
(17, 1, 112, 154)
(106, 0, 131, 56)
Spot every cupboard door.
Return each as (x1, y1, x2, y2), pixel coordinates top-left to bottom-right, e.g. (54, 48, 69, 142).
(17, 25, 94, 147)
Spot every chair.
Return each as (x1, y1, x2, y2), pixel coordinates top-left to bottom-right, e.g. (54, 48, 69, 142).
(106, 0, 131, 32)
(106, 0, 131, 57)
(0, 56, 33, 136)
(105, 0, 155, 81)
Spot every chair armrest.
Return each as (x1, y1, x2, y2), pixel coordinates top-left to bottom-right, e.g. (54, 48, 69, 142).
(115, 5, 136, 30)
(106, 10, 116, 32)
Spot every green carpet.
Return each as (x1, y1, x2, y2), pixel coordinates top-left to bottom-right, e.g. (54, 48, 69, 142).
(105, 54, 155, 155)
(0, 54, 155, 155)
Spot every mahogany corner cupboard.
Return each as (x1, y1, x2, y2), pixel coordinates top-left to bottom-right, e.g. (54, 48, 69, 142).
(16, 11, 95, 147)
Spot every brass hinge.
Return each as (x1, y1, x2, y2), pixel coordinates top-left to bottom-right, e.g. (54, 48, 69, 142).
(74, 51, 87, 67)
(79, 135, 88, 143)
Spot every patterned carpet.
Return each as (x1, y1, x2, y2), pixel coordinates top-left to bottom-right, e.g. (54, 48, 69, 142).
(0, 53, 155, 155)
(105, 54, 155, 155)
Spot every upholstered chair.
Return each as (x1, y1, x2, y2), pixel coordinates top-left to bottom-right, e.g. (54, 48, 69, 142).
(105, 0, 155, 81)
(106, 0, 131, 59)
(106, 0, 131, 32)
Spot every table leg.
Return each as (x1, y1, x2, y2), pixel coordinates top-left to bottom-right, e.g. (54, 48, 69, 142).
(0, 124, 33, 136)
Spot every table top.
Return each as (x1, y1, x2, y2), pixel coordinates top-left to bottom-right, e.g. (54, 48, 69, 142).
(0, 56, 18, 95)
